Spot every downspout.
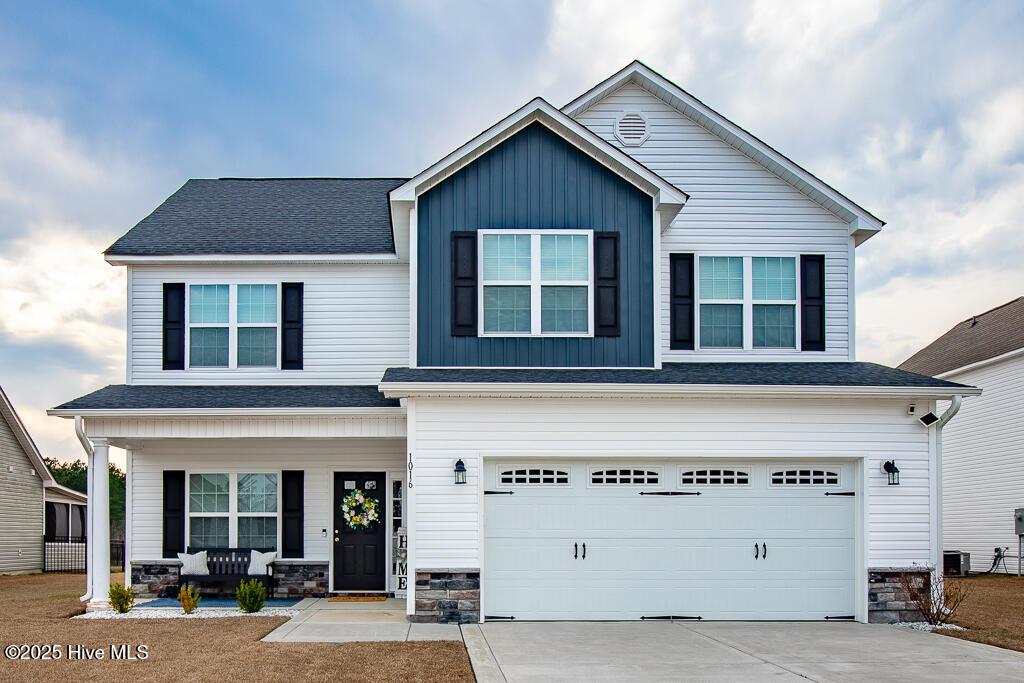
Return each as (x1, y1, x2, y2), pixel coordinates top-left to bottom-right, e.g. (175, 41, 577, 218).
(75, 416, 94, 603)
(929, 395, 963, 599)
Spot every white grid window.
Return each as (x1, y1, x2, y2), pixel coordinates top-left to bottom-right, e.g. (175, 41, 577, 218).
(692, 255, 804, 352)
(480, 230, 593, 337)
(186, 283, 279, 369)
(680, 468, 750, 486)
(187, 472, 280, 550)
(770, 469, 840, 486)
(590, 468, 660, 485)
(499, 468, 570, 485)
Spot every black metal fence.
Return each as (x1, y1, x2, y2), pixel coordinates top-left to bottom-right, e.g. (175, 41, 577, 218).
(42, 536, 126, 574)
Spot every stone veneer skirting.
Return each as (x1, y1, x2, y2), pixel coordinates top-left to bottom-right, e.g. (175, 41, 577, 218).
(412, 569, 480, 624)
(867, 568, 931, 623)
(131, 561, 329, 599)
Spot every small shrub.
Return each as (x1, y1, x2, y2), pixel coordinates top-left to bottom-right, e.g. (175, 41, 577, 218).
(178, 584, 201, 614)
(109, 583, 135, 613)
(899, 571, 970, 625)
(236, 579, 266, 613)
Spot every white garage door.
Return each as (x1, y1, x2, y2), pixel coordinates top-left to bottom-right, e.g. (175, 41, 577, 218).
(483, 460, 856, 621)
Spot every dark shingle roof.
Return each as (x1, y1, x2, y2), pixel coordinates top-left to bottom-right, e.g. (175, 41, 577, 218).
(105, 178, 408, 256)
(899, 297, 1024, 377)
(54, 385, 399, 411)
(381, 362, 972, 389)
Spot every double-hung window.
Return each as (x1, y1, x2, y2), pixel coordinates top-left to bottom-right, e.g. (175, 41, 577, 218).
(697, 255, 799, 350)
(480, 230, 593, 336)
(188, 472, 279, 551)
(187, 283, 279, 368)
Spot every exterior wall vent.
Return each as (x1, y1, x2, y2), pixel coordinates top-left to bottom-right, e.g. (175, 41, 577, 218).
(615, 112, 649, 146)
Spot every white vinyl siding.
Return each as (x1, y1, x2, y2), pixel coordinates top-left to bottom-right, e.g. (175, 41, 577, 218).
(128, 438, 405, 562)
(128, 263, 409, 384)
(572, 83, 852, 361)
(410, 397, 932, 570)
(0, 414, 44, 573)
(941, 354, 1024, 573)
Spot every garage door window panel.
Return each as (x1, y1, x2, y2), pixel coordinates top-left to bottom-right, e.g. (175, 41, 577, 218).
(770, 468, 840, 486)
(589, 468, 660, 486)
(498, 467, 570, 486)
(679, 468, 751, 486)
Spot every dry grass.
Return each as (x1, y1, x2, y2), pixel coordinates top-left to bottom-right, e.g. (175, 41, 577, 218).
(945, 574, 1024, 652)
(0, 573, 473, 683)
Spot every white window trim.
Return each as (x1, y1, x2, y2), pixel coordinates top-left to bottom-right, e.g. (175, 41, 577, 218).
(694, 254, 803, 353)
(186, 471, 282, 550)
(477, 229, 594, 338)
(184, 281, 282, 370)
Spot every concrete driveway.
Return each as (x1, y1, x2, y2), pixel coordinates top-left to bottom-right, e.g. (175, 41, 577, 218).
(462, 621, 1024, 682)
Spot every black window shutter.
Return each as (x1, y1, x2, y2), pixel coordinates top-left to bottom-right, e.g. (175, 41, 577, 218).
(800, 254, 826, 351)
(451, 231, 478, 336)
(162, 471, 186, 558)
(281, 471, 304, 558)
(669, 254, 695, 350)
(594, 232, 620, 337)
(162, 283, 185, 370)
(281, 283, 304, 369)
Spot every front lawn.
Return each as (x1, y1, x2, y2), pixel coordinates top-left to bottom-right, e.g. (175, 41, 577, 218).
(0, 573, 473, 682)
(946, 574, 1024, 652)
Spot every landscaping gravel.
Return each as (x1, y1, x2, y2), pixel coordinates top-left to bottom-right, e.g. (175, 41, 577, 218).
(75, 608, 301, 619)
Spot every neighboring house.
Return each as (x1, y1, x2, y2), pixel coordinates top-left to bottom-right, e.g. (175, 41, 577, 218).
(900, 297, 1024, 574)
(51, 61, 977, 623)
(1, 384, 87, 574)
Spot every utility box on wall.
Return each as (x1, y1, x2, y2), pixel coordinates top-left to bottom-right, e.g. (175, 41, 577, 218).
(1015, 508, 1024, 536)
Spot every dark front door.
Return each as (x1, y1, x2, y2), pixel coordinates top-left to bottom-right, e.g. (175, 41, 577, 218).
(333, 472, 387, 591)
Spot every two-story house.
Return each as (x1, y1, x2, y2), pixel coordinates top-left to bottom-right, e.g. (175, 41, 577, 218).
(52, 61, 977, 623)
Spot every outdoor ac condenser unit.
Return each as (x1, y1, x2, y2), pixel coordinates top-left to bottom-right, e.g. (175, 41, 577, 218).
(943, 550, 970, 577)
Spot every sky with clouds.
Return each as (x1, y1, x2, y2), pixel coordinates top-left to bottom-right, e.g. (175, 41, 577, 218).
(1, 0, 1022, 465)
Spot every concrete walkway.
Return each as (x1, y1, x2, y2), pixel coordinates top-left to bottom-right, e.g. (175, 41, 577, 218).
(261, 598, 462, 643)
(464, 621, 1024, 682)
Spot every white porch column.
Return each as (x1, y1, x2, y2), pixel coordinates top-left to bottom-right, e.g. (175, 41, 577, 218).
(89, 438, 111, 610)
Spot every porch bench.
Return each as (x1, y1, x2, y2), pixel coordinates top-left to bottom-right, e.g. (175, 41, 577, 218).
(180, 547, 274, 595)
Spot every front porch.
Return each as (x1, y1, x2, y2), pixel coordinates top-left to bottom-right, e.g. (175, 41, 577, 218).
(48, 388, 409, 612)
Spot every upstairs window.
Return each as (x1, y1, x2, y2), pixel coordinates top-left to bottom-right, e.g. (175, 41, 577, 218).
(480, 231, 592, 337)
(697, 256, 799, 351)
(187, 283, 278, 369)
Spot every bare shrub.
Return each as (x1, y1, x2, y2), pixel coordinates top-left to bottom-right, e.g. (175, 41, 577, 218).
(899, 572, 970, 625)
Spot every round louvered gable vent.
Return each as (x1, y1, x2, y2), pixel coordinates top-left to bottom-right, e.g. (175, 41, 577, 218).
(615, 112, 649, 146)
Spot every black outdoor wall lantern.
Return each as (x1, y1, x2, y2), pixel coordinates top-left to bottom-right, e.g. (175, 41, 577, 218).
(882, 460, 900, 485)
(454, 458, 467, 485)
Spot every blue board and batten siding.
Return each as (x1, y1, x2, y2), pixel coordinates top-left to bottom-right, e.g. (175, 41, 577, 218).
(417, 122, 655, 367)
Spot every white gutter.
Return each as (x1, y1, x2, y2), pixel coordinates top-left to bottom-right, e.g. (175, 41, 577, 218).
(74, 416, 94, 603)
(923, 394, 964, 603)
(379, 382, 981, 400)
(104, 253, 404, 266)
(48, 406, 407, 419)
(935, 346, 1024, 379)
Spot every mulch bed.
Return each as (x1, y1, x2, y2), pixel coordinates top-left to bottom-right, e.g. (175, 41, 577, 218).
(944, 574, 1024, 652)
(0, 573, 473, 682)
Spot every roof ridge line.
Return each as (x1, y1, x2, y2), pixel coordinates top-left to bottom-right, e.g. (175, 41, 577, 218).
(957, 296, 1024, 323)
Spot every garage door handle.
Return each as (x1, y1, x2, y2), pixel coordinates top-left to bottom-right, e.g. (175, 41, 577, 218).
(754, 542, 759, 560)
(582, 543, 586, 560)
(762, 542, 767, 559)
(574, 542, 578, 559)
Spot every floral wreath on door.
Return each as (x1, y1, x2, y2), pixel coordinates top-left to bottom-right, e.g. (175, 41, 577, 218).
(341, 489, 380, 530)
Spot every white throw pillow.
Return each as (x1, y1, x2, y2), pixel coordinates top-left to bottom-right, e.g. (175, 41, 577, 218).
(248, 550, 276, 576)
(178, 550, 209, 576)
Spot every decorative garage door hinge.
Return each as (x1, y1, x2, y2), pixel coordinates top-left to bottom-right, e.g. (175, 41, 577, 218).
(641, 615, 702, 621)
(639, 491, 701, 496)
(824, 491, 856, 496)
(484, 490, 515, 495)
(824, 615, 855, 620)
(485, 615, 516, 621)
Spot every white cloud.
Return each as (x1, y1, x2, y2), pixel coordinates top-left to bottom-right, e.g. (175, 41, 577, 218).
(961, 85, 1024, 165)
